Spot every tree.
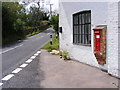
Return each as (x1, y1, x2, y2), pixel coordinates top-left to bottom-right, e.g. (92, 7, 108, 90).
(2, 2, 49, 45)
(26, 6, 49, 27)
(2, 2, 26, 44)
(50, 15, 59, 33)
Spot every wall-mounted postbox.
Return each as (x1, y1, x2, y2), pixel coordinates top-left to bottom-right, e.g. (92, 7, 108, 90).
(93, 26, 107, 65)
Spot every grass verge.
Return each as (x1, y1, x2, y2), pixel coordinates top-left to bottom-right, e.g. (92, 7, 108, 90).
(42, 34, 59, 52)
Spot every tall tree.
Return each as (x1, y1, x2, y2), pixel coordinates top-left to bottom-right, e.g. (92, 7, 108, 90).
(2, 2, 26, 44)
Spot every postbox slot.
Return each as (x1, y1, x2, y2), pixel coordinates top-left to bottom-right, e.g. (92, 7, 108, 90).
(95, 30, 100, 33)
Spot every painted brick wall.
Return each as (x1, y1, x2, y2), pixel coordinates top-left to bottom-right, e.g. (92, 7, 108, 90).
(59, 2, 108, 70)
(59, 1, 120, 77)
(107, 2, 119, 78)
(118, 1, 120, 78)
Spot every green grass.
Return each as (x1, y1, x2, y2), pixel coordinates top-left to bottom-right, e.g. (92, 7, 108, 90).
(42, 34, 59, 52)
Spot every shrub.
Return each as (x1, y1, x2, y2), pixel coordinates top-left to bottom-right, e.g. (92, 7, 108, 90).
(42, 34, 59, 51)
(60, 50, 70, 60)
(40, 20, 50, 25)
(59, 51, 62, 56)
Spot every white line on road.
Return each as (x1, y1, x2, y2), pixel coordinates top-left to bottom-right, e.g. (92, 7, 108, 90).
(37, 51, 41, 54)
(34, 53, 39, 56)
(20, 64, 28, 68)
(30, 56, 36, 59)
(2, 74, 14, 81)
(12, 68, 22, 74)
(25, 59, 33, 63)
(0, 83, 3, 86)
(1, 50, 41, 85)
(0, 44, 23, 54)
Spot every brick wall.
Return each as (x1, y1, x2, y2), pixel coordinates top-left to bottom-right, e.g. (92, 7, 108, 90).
(59, 1, 120, 78)
(59, 2, 108, 71)
(107, 2, 119, 77)
(118, 1, 120, 78)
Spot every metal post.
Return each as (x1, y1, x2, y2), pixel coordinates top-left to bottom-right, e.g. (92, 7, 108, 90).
(50, 35, 52, 45)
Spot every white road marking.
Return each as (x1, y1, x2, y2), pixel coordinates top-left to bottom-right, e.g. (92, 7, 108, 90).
(37, 51, 41, 54)
(34, 53, 39, 56)
(1, 50, 41, 83)
(30, 56, 36, 59)
(0, 44, 23, 54)
(20, 64, 28, 68)
(12, 68, 22, 74)
(0, 83, 3, 86)
(2, 74, 14, 81)
(26, 59, 33, 63)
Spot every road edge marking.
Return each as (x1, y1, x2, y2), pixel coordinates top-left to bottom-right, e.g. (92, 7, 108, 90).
(25, 59, 33, 63)
(2, 74, 14, 81)
(1, 44, 23, 54)
(1, 50, 41, 86)
(20, 64, 28, 68)
(12, 68, 22, 74)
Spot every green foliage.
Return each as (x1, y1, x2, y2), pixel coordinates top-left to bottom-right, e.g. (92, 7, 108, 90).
(50, 15, 59, 33)
(26, 26, 49, 37)
(60, 51, 70, 60)
(2, 2, 26, 45)
(59, 51, 62, 56)
(40, 20, 50, 25)
(62, 51, 69, 60)
(2, 2, 50, 45)
(42, 34, 59, 52)
(26, 7, 49, 27)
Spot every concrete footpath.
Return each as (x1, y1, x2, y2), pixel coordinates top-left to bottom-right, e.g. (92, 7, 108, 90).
(39, 49, 119, 88)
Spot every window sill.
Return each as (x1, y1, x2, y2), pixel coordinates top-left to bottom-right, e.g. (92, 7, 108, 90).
(73, 43, 91, 47)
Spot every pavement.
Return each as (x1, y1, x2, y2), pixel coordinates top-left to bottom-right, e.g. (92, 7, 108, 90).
(38, 50, 119, 88)
(2, 49, 119, 88)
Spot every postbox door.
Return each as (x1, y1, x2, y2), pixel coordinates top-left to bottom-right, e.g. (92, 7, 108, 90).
(95, 31, 100, 52)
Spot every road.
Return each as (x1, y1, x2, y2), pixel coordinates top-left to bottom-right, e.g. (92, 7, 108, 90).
(1, 27, 54, 81)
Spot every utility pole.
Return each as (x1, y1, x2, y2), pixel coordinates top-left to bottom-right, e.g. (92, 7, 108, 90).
(49, 4, 53, 18)
(41, 0, 45, 10)
(46, 3, 53, 19)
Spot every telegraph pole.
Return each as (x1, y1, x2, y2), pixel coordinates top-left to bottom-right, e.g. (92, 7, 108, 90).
(46, 3, 53, 19)
(49, 4, 53, 18)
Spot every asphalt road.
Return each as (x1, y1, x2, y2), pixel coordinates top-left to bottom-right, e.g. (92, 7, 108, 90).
(2, 55, 42, 88)
(1, 27, 54, 79)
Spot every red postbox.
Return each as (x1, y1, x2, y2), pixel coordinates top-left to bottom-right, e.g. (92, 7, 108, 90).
(93, 26, 107, 65)
(95, 30, 101, 52)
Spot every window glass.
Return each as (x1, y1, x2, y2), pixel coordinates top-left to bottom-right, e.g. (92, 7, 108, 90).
(73, 10, 91, 45)
(79, 15, 82, 24)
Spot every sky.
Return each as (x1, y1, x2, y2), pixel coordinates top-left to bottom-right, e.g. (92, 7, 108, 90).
(24, 0, 59, 12)
(49, 0, 59, 11)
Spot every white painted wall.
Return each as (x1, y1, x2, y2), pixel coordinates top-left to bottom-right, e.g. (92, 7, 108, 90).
(59, 1, 120, 77)
(59, 2, 108, 70)
(118, 1, 120, 78)
(107, 2, 120, 78)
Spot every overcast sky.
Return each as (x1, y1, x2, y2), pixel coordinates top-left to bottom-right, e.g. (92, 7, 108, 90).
(24, 0, 59, 12)
(49, 0, 59, 10)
